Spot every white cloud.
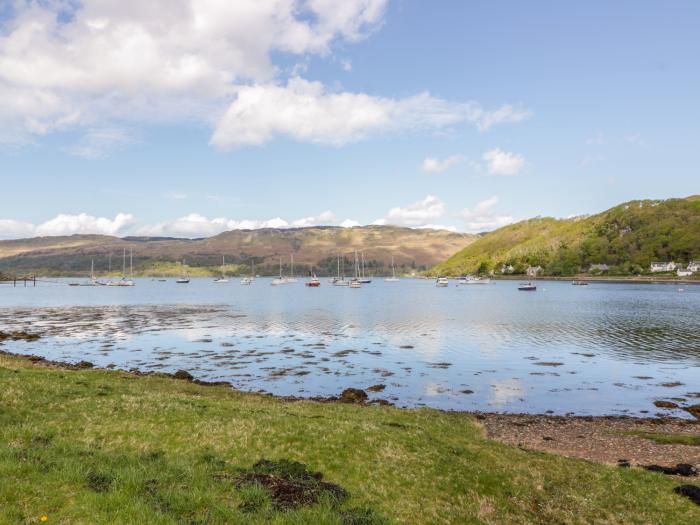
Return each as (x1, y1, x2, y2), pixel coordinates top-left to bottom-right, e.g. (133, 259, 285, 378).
(0, 0, 389, 147)
(0, 1, 531, 151)
(383, 195, 446, 227)
(421, 154, 465, 173)
(482, 148, 524, 176)
(340, 219, 360, 228)
(0, 213, 136, 239)
(459, 196, 513, 233)
(136, 210, 353, 237)
(472, 105, 531, 132)
(211, 78, 474, 149)
(64, 127, 134, 159)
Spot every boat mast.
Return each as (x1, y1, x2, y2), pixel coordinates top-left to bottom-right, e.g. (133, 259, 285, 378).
(122, 249, 126, 278)
(291, 254, 294, 278)
(130, 248, 133, 279)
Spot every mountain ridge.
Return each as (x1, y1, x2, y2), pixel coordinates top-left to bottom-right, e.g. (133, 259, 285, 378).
(0, 225, 476, 277)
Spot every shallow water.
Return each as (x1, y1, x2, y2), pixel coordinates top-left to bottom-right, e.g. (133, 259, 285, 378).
(1, 278, 699, 417)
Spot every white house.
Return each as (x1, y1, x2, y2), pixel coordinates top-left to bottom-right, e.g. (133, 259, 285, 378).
(677, 267, 693, 277)
(526, 266, 542, 277)
(500, 264, 515, 274)
(588, 263, 609, 273)
(650, 261, 676, 273)
(688, 261, 700, 272)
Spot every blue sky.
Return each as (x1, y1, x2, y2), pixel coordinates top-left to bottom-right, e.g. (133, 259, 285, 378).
(0, 0, 698, 238)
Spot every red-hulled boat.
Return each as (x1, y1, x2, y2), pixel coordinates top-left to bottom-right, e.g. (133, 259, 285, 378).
(306, 274, 321, 287)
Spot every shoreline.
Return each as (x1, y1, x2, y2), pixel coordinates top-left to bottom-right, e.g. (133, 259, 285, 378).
(2, 348, 698, 471)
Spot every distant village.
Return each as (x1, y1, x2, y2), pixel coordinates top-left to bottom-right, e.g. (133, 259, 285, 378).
(499, 260, 700, 278)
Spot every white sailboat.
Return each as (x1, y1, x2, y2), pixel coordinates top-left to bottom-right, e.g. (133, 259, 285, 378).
(240, 260, 254, 285)
(286, 254, 298, 283)
(331, 253, 349, 286)
(214, 255, 229, 283)
(458, 275, 491, 285)
(271, 258, 289, 285)
(176, 259, 190, 283)
(107, 249, 135, 286)
(349, 251, 362, 288)
(358, 251, 372, 283)
(385, 256, 399, 282)
(70, 259, 105, 286)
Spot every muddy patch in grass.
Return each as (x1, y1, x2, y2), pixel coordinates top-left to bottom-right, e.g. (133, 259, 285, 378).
(233, 459, 348, 509)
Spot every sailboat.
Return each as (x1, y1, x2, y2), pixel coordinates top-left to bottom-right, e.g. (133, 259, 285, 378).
(286, 254, 298, 283)
(385, 256, 399, 282)
(176, 259, 190, 283)
(240, 260, 254, 285)
(331, 253, 349, 286)
(306, 267, 321, 287)
(70, 259, 105, 286)
(349, 251, 362, 288)
(358, 251, 372, 283)
(107, 249, 135, 286)
(214, 255, 229, 283)
(271, 258, 289, 285)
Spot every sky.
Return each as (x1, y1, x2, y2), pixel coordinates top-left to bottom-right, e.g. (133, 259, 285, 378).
(0, 0, 699, 239)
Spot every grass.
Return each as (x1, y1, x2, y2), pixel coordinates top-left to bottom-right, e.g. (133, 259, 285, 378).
(0, 354, 699, 524)
(623, 430, 700, 447)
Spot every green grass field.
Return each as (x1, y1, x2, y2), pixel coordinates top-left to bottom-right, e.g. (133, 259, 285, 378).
(1, 354, 698, 524)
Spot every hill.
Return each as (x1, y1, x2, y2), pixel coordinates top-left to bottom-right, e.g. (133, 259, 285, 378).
(0, 226, 475, 277)
(429, 196, 700, 277)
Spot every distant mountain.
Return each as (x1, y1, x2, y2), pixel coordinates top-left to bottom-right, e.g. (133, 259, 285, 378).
(0, 226, 475, 277)
(429, 196, 700, 277)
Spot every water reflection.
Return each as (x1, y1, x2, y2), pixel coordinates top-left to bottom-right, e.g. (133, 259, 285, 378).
(0, 278, 698, 416)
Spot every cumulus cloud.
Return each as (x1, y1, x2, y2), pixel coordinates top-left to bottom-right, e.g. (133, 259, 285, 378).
(0, 0, 388, 147)
(459, 196, 513, 233)
(421, 154, 465, 173)
(0, 1, 531, 151)
(135, 210, 358, 237)
(211, 79, 477, 148)
(0, 213, 135, 239)
(482, 148, 524, 176)
(382, 195, 446, 227)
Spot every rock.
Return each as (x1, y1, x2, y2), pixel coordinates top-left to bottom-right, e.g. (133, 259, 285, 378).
(684, 404, 700, 419)
(617, 459, 631, 468)
(173, 369, 194, 381)
(643, 464, 698, 477)
(75, 361, 94, 369)
(366, 384, 386, 392)
(339, 388, 368, 404)
(654, 400, 679, 409)
(674, 484, 700, 505)
(460, 389, 474, 395)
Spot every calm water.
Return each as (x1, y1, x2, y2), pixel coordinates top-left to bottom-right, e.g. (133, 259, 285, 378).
(1, 278, 699, 417)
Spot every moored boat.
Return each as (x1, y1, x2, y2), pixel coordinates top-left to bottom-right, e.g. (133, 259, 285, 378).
(306, 274, 321, 287)
(436, 277, 449, 287)
(518, 281, 537, 291)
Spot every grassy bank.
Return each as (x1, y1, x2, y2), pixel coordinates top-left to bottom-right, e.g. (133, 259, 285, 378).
(1, 354, 698, 524)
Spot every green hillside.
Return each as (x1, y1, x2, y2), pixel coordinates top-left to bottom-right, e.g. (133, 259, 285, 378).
(429, 196, 700, 277)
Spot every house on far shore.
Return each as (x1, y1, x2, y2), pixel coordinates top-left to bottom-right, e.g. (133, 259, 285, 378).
(588, 263, 609, 273)
(677, 267, 693, 277)
(526, 266, 542, 277)
(500, 264, 515, 274)
(650, 261, 676, 273)
(688, 261, 700, 272)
